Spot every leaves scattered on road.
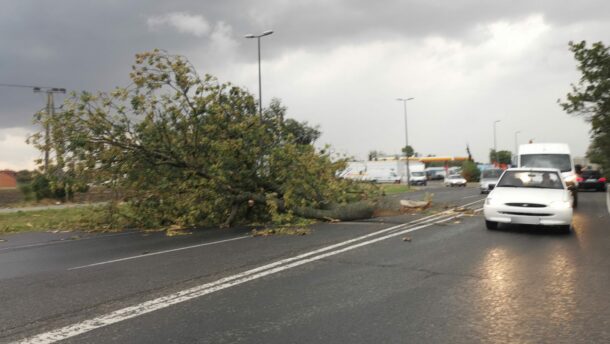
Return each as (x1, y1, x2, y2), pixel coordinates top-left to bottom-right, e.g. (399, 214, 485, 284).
(251, 227, 311, 237)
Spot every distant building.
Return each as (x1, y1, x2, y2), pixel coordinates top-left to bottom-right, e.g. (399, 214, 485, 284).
(0, 170, 17, 188)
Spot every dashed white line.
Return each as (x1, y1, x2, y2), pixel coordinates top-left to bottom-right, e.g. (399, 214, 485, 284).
(68, 236, 250, 270)
(0, 231, 138, 253)
(17, 208, 480, 344)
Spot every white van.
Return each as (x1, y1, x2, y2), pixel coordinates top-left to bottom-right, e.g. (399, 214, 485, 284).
(409, 165, 427, 186)
(517, 143, 579, 207)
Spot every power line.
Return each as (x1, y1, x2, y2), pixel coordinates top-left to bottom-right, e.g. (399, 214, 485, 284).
(0, 83, 66, 93)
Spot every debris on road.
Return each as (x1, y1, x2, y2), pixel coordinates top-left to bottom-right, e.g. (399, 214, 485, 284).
(400, 200, 430, 209)
(251, 227, 311, 237)
(402, 236, 412, 242)
(166, 225, 193, 237)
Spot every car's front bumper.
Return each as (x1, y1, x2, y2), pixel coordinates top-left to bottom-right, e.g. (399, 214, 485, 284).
(484, 204, 572, 226)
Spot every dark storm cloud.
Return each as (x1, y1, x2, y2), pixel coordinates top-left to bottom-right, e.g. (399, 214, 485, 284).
(1, 0, 609, 128)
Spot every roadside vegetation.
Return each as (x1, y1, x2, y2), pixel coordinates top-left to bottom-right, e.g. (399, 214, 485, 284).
(0, 205, 120, 234)
(560, 41, 610, 176)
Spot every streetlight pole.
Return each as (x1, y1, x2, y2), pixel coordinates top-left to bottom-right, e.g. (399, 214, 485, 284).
(514, 130, 521, 164)
(493, 120, 501, 166)
(245, 30, 274, 118)
(397, 97, 415, 186)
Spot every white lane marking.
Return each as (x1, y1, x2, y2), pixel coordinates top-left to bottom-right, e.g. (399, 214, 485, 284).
(0, 232, 138, 253)
(462, 195, 480, 199)
(68, 198, 485, 271)
(68, 219, 417, 271)
(68, 236, 250, 270)
(18, 209, 479, 344)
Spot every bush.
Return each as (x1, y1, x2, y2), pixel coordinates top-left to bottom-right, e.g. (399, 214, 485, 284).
(18, 183, 35, 201)
(461, 160, 480, 182)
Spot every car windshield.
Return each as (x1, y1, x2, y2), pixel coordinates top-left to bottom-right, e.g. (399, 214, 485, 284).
(412, 172, 425, 176)
(449, 175, 462, 179)
(481, 169, 503, 179)
(497, 171, 564, 189)
(520, 154, 572, 172)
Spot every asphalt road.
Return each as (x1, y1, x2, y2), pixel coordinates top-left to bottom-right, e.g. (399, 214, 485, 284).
(1, 184, 609, 343)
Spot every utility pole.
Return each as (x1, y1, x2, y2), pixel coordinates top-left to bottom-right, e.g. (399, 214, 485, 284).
(0, 84, 66, 173)
(397, 97, 415, 186)
(33, 87, 66, 172)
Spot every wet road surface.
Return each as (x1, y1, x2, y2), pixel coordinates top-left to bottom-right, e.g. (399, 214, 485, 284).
(1, 186, 609, 343)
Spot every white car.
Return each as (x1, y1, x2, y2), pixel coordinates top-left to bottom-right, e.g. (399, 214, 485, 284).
(444, 174, 467, 187)
(483, 168, 573, 232)
(479, 168, 503, 194)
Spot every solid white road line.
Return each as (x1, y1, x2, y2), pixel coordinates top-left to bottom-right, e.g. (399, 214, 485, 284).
(68, 236, 251, 270)
(461, 195, 480, 199)
(17, 208, 480, 344)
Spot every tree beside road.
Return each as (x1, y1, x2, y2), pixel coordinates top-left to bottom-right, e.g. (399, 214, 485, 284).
(560, 41, 610, 176)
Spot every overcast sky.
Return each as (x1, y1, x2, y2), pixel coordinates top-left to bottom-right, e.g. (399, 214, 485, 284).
(1, 0, 609, 170)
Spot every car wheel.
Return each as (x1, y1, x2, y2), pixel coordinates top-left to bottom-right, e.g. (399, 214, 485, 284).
(485, 220, 498, 230)
(558, 225, 571, 234)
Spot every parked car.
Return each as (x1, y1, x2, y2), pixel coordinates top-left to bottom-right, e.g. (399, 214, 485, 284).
(577, 170, 607, 192)
(479, 168, 503, 194)
(483, 168, 573, 232)
(444, 174, 467, 187)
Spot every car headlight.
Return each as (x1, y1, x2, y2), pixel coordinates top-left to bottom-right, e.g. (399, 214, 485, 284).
(550, 200, 572, 209)
(485, 197, 495, 206)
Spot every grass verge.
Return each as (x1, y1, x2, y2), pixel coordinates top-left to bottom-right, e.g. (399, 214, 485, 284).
(0, 205, 127, 234)
(379, 184, 412, 195)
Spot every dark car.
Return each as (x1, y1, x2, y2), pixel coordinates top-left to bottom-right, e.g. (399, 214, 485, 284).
(577, 170, 607, 192)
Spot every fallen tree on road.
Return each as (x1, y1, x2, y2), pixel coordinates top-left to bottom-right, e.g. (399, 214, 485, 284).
(30, 50, 381, 229)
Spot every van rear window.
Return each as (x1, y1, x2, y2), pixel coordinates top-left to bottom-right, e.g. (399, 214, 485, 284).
(519, 154, 571, 172)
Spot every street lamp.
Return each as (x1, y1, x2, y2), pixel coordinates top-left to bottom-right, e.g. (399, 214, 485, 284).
(245, 30, 274, 117)
(493, 120, 501, 166)
(396, 97, 415, 186)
